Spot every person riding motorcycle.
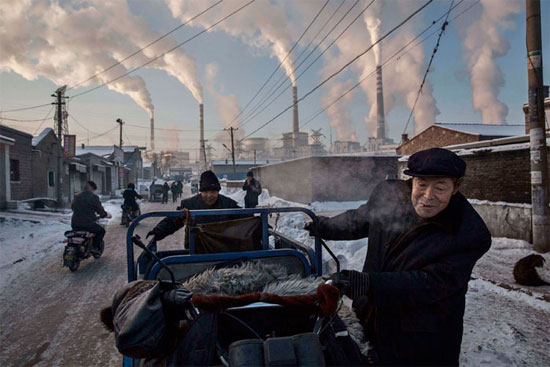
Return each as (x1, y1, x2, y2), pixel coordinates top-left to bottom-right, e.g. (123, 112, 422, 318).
(123, 183, 142, 217)
(71, 181, 111, 250)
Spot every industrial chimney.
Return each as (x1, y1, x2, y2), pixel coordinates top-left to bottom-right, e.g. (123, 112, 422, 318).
(199, 103, 206, 167)
(150, 115, 155, 151)
(375, 65, 385, 140)
(292, 86, 299, 135)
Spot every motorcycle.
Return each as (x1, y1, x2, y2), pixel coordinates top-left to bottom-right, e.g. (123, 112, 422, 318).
(62, 220, 106, 272)
(121, 204, 140, 227)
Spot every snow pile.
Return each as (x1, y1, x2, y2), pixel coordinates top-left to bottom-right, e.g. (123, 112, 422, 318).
(0, 217, 70, 295)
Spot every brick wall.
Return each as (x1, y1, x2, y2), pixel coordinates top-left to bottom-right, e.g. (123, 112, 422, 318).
(254, 155, 397, 203)
(0, 126, 33, 200)
(397, 126, 480, 155)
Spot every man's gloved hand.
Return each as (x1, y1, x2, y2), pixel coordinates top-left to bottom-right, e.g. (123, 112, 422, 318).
(304, 221, 318, 236)
(160, 283, 193, 321)
(146, 228, 161, 240)
(332, 270, 370, 300)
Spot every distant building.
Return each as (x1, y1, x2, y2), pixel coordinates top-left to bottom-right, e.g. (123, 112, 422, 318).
(333, 141, 361, 154)
(0, 133, 15, 209)
(522, 96, 550, 134)
(76, 145, 125, 193)
(211, 160, 270, 181)
(122, 146, 145, 185)
(396, 123, 525, 155)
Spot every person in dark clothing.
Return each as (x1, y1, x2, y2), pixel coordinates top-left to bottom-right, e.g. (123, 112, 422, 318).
(71, 181, 111, 250)
(162, 182, 169, 204)
(171, 182, 178, 203)
(176, 180, 183, 198)
(242, 171, 262, 208)
(123, 183, 142, 214)
(147, 171, 241, 245)
(306, 148, 491, 366)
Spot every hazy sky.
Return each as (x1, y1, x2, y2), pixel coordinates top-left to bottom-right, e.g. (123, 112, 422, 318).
(1, 0, 548, 160)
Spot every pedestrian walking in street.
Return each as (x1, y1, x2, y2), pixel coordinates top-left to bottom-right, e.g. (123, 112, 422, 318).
(177, 180, 183, 199)
(305, 148, 491, 366)
(171, 182, 178, 203)
(242, 171, 262, 208)
(162, 182, 169, 204)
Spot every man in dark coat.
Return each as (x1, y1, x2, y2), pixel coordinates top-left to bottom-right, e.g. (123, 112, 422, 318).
(122, 183, 142, 215)
(176, 180, 183, 198)
(170, 182, 178, 203)
(242, 171, 262, 208)
(147, 171, 241, 245)
(162, 182, 169, 204)
(71, 181, 111, 250)
(306, 148, 491, 366)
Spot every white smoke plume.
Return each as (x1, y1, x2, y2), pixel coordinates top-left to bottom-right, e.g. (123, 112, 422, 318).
(458, 0, 521, 124)
(321, 80, 357, 141)
(0, 0, 204, 119)
(363, 0, 383, 65)
(205, 63, 245, 156)
(167, 0, 297, 85)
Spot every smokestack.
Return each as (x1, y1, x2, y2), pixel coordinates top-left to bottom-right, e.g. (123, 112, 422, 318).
(292, 86, 299, 135)
(376, 65, 385, 140)
(199, 103, 206, 167)
(150, 115, 155, 151)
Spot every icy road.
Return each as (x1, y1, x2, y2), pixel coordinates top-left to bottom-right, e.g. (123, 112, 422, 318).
(0, 189, 549, 366)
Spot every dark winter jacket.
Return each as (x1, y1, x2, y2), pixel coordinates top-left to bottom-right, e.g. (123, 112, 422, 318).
(123, 188, 142, 210)
(316, 179, 491, 366)
(151, 193, 241, 242)
(242, 178, 262, 208)
(71, 190, 108, 228)
(162, 183, 169, 194)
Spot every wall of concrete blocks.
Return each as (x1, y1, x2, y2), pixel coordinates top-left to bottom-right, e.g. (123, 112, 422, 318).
(253, 155, 398, 204)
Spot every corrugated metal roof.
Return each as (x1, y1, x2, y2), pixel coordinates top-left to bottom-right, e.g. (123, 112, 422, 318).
(435, 123, 525, 136)
(76, 145, 115, 157)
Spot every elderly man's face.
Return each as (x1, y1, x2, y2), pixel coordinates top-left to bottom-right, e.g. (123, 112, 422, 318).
(201, 190, 219, 206)
(411, 177, 460, 218)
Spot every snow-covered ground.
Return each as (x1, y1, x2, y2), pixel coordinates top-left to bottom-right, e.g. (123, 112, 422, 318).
(1, 190, 549, 366)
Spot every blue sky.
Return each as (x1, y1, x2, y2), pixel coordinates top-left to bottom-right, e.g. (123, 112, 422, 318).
(0, 0, 548, 159)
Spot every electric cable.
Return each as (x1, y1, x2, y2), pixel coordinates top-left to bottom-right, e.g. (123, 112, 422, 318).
(241, 0, 433, 140)
(1, 103, 52, 113)
(70, 0, 256, 100)
(402, 0, 455, 134)
(32, 106, 56, 135)
(68, 0, 224, 91)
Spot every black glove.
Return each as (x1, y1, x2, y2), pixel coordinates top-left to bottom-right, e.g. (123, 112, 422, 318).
(304, 221, 318, 236)
(160, 284, 193, 321)
(334, 270, 370, 300)
(146, 228, 162, 240)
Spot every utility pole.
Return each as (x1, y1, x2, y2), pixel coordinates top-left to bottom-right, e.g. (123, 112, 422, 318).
(52, 86, 67, 208)
(254, 149, 257, 165)
(225, 127, 238, 179)
(116, 118, 124, 147)
(526, 0, 549, 252)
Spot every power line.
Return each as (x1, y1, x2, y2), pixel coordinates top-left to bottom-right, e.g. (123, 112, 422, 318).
(228, 0, 330, 128)
(68, 0, 224, 91)
(124, 122, 223, 132)
(301, 0, 475, 131)
(241, 0, 434, 140)
(32, 106, 55, 135)
(237, 0, 363, 129)
(0, 115, 54, 122)
(402, 0, 455, 134)
(77, 126, 118, 143)
(1, 103, 52, 113)
(70, 0, 255, 100)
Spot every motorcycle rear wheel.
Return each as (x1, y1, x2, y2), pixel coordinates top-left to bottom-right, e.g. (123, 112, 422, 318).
(93, 240, 105, 259)
(68, 260, 80, 272)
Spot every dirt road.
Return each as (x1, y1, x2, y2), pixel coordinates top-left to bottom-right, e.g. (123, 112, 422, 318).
(0, 193, 189, 367)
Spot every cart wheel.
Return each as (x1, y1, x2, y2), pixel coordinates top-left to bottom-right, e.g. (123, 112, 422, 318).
(93, 241, 105, 259)
(69, 260, 80, 272)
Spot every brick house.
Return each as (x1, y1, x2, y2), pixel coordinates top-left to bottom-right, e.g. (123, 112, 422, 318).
(31, 128, 71, 202)
(76, 145, 124, 195)
(0, 133, 15, 209)
(0, 125, 33, 201)
(396, 123, 525, 155)
(122, 146, 144, 185)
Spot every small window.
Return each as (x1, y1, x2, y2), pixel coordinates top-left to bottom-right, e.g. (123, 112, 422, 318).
(10, 159, 20, 181)
(48, 171, 55, 187)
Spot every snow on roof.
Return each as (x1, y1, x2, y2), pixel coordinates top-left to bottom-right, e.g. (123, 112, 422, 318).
(0, 134, 15, 144)
(435, 123, 525, 137)
(32, 128, 54, 146)
(76, 145, 116, 157)
(211, 160, 270, 165)
(143, 162, 153, 168)
(121, 146, 139, 153)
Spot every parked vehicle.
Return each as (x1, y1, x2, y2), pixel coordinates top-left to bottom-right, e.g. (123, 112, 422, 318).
(62, 220, 106, 271)
(149, 183, 165, 202)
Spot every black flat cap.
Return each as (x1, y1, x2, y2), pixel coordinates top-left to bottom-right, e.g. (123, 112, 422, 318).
(199, 170, 221, 191)
(404, 148, 466, 178)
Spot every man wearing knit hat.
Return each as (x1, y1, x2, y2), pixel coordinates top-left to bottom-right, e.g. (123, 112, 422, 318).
(147, 170, 241, 244)
(305, 147, 491, 365)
